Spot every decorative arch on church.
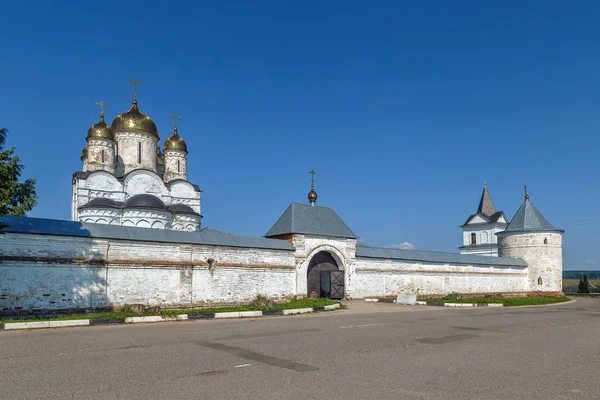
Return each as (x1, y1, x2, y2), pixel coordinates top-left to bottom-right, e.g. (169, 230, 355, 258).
(306, 251, 344, 299)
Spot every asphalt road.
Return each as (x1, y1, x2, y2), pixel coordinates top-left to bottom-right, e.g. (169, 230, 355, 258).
(1, 298, 599, 400)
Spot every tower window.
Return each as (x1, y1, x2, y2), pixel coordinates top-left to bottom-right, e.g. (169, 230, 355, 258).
(177, 160, 180, 172)
(544, 237, 548, 244)
(138, 142, 142, 164)
(101, 149, 105, 163)
(471, 233, 477, 245)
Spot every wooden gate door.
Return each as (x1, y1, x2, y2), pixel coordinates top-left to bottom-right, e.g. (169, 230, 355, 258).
(330, 270, 344, 299)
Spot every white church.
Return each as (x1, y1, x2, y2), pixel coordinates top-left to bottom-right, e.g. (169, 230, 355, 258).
(73, 82, 201, 231)
(0, 82, 566, 314)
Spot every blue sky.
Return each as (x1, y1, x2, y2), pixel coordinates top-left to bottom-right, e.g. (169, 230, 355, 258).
(1, 1, 598, 269)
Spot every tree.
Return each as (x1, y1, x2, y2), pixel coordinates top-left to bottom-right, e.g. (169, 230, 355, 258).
(0, 127, 37, 232)
(582, 275, 590, 294)
(578, 278, 584, 293)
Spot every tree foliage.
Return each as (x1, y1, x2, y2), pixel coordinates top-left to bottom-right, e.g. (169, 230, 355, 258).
(0, 127, 37, 231)
(578, 275, 590, 294)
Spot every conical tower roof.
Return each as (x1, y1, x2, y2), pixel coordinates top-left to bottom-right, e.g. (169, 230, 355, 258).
(477, 185, 496, 217)
(505, 196, 562, 232)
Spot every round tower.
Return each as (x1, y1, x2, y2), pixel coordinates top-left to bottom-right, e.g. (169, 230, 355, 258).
(497, 189, 564, 294)
(83, 106, 116, 174)
(163, 117, 188, 182)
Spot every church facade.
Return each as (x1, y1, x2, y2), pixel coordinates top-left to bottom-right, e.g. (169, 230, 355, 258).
(72, 91, 201, 231)
(0, 83, 566, 314)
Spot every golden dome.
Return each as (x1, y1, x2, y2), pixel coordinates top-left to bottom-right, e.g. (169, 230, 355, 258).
(111, 100, 158, 137)
(308, 188, 318, 203)
(87, 114, 114, 140)
(81, 145, 89, 160)
(164, 127, 188, 152)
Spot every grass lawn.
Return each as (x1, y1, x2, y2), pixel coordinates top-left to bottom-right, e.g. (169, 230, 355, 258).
(419, 295, 571, 307)
(0, 298, 340, 324)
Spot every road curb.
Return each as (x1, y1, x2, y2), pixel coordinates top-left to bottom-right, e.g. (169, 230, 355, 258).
(0, 303, 341, 331)
(416, 301, 504, 308)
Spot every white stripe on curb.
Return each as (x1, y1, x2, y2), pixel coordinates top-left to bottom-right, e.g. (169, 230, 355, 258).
(2, 320, 91, 330)
(125, 316, 163, 323)
(364, 298, 379, 302)
(282, 308, 314, 315)
(415, 302, 504, 308)
(239, 311, 263, 317)
(1, 303, 342, 330)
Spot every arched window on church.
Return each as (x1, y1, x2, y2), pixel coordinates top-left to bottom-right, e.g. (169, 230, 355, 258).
(138, 142, 142, 164)
(471, 233, 477, 245)
(177, 160, 180, 172)
(101, 149, 105, 163)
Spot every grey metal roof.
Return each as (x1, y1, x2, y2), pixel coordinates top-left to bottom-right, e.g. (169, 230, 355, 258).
(461, 211, 507, 227)
(167, 204, 198, 215)
(82, 198, 123, 208)
(504, 198, 562, 232)
(265, 202, 356, 239)
(0, 216, 294, 251)
(478, 186, 497, 217)
(462, 186, 505, 226)
(356, 244, 527, 267)
(124, 194, 166, 209)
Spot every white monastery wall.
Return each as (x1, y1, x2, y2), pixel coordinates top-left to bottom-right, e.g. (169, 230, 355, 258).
(349, 257, 527, 298)
(0, 232, 296, 314)
(0, 229, 545, 314)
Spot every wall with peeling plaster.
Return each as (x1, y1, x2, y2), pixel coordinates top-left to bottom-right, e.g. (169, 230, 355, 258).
(0, 228, 561, 314)
(0, 232, 296, 314)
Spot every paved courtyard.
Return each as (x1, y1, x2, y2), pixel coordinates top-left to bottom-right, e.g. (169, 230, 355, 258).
(1, 298, 599, 399)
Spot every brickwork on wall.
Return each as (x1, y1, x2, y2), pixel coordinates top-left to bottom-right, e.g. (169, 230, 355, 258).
(0, 225, 562, 314)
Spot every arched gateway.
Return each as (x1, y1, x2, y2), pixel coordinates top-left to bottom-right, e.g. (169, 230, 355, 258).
(307, 251, 344, 299)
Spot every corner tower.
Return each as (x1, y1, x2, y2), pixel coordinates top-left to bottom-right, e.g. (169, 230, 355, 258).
(497, 188, 564, 293)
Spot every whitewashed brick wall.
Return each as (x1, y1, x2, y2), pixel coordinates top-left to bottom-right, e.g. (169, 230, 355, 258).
(0, 229, 551, 314)
(350, 258, 527, 298)
(0, 233, 296, 313)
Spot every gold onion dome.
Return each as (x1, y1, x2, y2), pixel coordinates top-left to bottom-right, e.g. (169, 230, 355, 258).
(86, 114, 114, 140)
(81, 145, 89, 160)
(308, 188, 317, 203)
(164, 127, 188, 152)
(111, 100, 159, 137)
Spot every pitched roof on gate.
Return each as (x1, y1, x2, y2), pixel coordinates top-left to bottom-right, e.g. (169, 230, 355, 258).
(265, 202, 357, 239)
